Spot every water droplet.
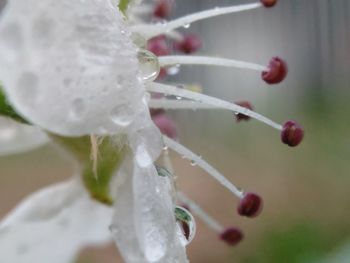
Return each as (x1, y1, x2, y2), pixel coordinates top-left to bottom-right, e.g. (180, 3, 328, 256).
(110, 104, 133, 127)
(237, 187, 245, 195)
(175, 206, 196, 246)
(167, 64, 181, 75)
(137, 49, 160, 82)
(190, 160, 197, 166)
(183, 22, 191, 29)
(69, 98, 86, 121)
(155, 165, 172, 177)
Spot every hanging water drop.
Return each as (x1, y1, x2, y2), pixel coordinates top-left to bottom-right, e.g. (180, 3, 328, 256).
(167, 64, 181, 75)
(137, 49, 160, 82)
(183, 22, 191, 29)
(175, 206, 196, 246)
(190, 159, 197, 166)
(155, 165, 172, 178)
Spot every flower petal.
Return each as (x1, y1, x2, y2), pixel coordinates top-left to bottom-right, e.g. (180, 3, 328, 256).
(0, 117, 48, 156)
(0, 0, 148, 136)
(111, 154, 188, 263)
(0, 178, 113, 263)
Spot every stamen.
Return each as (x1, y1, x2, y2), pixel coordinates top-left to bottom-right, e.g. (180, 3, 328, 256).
(159, 56, 268, 72)
(147, 83, 283, 130)
(132, 3, 263, 39)
(177, 192, 224, 233)
(163, 136, 244, 199)
(149, 99, 217, 110)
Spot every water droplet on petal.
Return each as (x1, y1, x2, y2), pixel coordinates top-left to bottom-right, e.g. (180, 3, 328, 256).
(175, 206, 196, 246)
(110, 104, 133, 127)
(137, 49, 160, 82)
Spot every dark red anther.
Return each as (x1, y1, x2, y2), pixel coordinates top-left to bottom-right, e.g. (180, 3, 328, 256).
(262, 57, 287, 84)
(152, 113, 177, 139)
(153, 0, 173, 19)
(281, 120, 304, 147)
(235, 101, 254, 122)
(260, 0, 278, 8)
(220, 227, 244, 246)
(174, 34, 202, 54)
(147, 36, 169, 56)
(237, 193, 263, 218)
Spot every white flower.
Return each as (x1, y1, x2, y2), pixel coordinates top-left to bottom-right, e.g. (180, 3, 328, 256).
(0, 0, 304, 262)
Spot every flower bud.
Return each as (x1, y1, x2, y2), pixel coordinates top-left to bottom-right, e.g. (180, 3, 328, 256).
(281, 120, 304, 147)
(220, 227, 244, 246)
(260, 0, 278, 8)
(237, 192, 263, 218)
(262, 57, 287, 84)
(174, 34, 202, 54)
(235, 101, 254, 122)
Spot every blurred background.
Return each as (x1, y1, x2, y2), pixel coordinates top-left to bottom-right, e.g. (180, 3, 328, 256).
(1, 0, 350, 262)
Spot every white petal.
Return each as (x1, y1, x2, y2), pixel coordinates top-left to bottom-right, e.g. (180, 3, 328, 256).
(0, 178, 113, 263)
(111, 155, 188, 263)
(0, 0, 149, 136)
(0, 117, 48, 156)
(111, 154, 146, 262)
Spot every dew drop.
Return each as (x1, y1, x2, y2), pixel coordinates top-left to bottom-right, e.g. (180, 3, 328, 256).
(167, 64, 181, 75)
(175, 206, 196, 246)
(137, 49, 160, 82)
(190, 160, 197, 166)
(183, 22, 191, 29)
(110, 104, 133, 127)
(156, 165, 172, 177)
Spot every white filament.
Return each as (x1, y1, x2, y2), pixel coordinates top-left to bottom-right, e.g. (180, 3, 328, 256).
(132, 3, 262, 39)
(147, 83, 283, 130)
(163, 136, 244, 199)
(177, 192, 224, 233)
(149, 99, 217, 109)
(159, 56, 268, 71)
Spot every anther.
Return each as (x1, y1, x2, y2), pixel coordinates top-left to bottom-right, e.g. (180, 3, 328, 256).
(260, 0, 278, 8)
(147, 36, 170, 56)
(152, 113, 177, 139)
(237, 192, 263, 218)
(153, 0, 174, 19)
(262, 57, 287, 84)
(220, 227, 244, 246)
(281, 120, 304, 147)
(174, 34, 202, 54)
